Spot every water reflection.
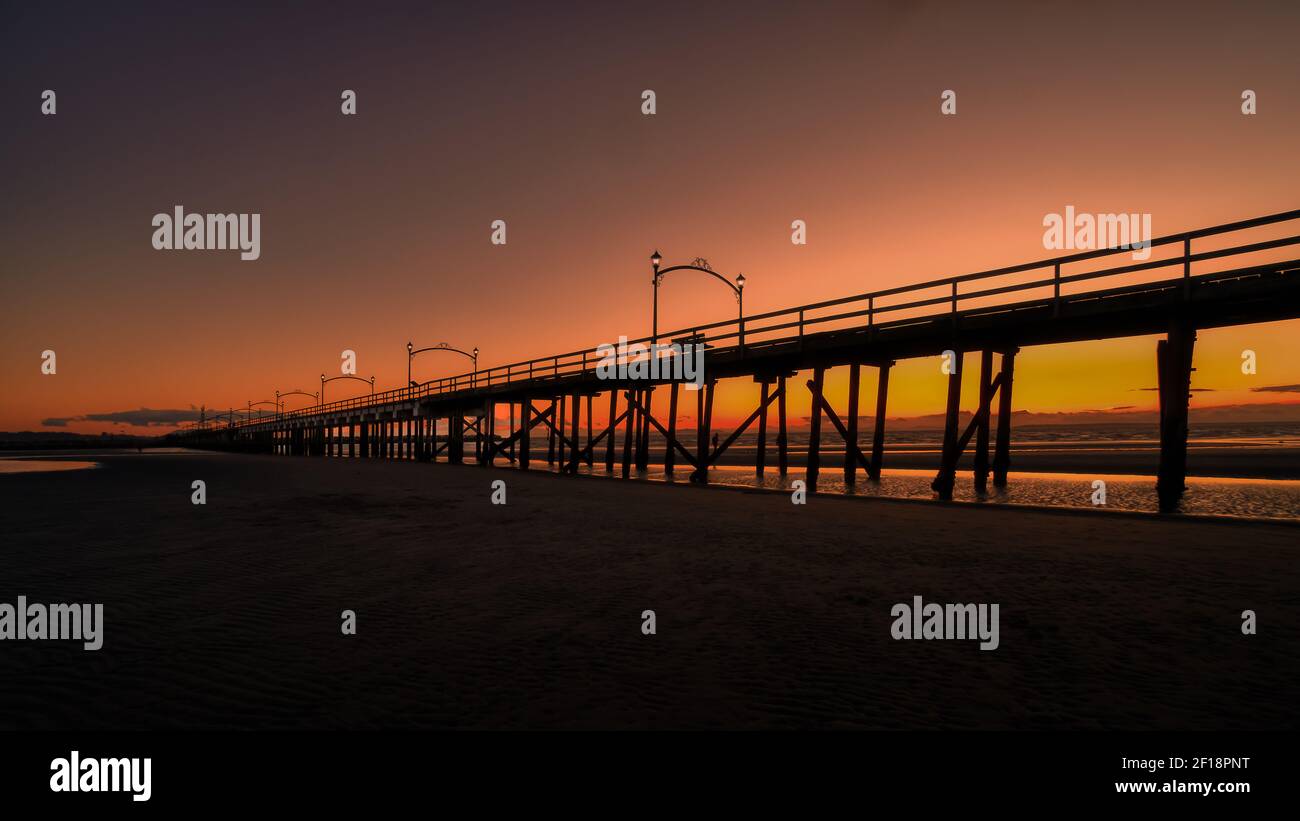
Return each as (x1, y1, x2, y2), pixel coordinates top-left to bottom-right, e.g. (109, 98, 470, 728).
(524, 462, 1300, 521)
(0, 459, 100, 475)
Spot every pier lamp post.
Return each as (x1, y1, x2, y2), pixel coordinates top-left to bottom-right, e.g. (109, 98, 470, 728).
(651, 249, 662, 344)
(651, 252, 747, 351)
(736, 272, 746, 350)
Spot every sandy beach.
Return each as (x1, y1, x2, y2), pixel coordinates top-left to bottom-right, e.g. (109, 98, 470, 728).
(1, 451, 1296, 730)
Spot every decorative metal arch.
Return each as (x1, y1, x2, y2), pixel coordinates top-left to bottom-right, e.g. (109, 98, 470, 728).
(408, 341, 479, 389)
(410, 342, 476, 361)
(247, 399, 280, 421)
(320, 374, 375, 404)
(208, 408, 250, 427)
(655, 263, 742, 298)
(651, 252, 746, 348)
(276, 389, 319, 412)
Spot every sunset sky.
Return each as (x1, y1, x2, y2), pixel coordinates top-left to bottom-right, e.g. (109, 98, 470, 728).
(3, 1, 1299, 433)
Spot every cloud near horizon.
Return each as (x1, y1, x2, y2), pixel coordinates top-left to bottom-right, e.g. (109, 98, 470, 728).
(1251, 384, 1300, 393)
(42, 407, 204, 428)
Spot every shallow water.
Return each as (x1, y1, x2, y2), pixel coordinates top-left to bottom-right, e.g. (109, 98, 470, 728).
(0, 458, 100, 475)
(689, 466, 1300, 521)
(324, 434, 1300, 520)
(515, 462, 1300, 521)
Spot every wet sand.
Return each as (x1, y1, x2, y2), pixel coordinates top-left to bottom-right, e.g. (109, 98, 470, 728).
(1, 452, 1297, 730)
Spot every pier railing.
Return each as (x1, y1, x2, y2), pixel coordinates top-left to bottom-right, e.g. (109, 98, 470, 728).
(212, 208, 1300, 429)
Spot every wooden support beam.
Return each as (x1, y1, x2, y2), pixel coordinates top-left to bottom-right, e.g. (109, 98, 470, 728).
(519, 401, 531, 470)
(810, 387, 871, 473)
(932, 352, 964, 500)
(701, 380, 715, 482)
(1156, 322, 1196, 512)
(806, 367, 826, 492)
(605, 390, 617, 472)
(951, 372, 1003, 457)
(777, 376, 789, 475)
(993, 350, 1016, 487)
(531, 406, 581, 457)
(696, 380, 706, 479)
(636, 401, 697, 471)
(505, 405, 561, 448)
(974, 350, 994, 493)
(844, 362, 861, 486)
(756, 380, 770, 475)
(557, 394, 567, 467)
(566, 404, 631, 472)
(691, 381, 716, 483)
(547, 398, 557, 464)
(628, 389, 640, 472)
(665, 382, 680, 474)
(585, 394, 594, 466)
(570, 393, 580, 472)
(708, 385, 781, 467)
(869, 362, 892, 480)
(621, 389, 635, 478)
(637, 388, 654, 471)
(449, 415, 464, 464)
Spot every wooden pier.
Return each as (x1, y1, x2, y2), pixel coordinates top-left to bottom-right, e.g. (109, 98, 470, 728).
(171, 210, 1300, 512)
